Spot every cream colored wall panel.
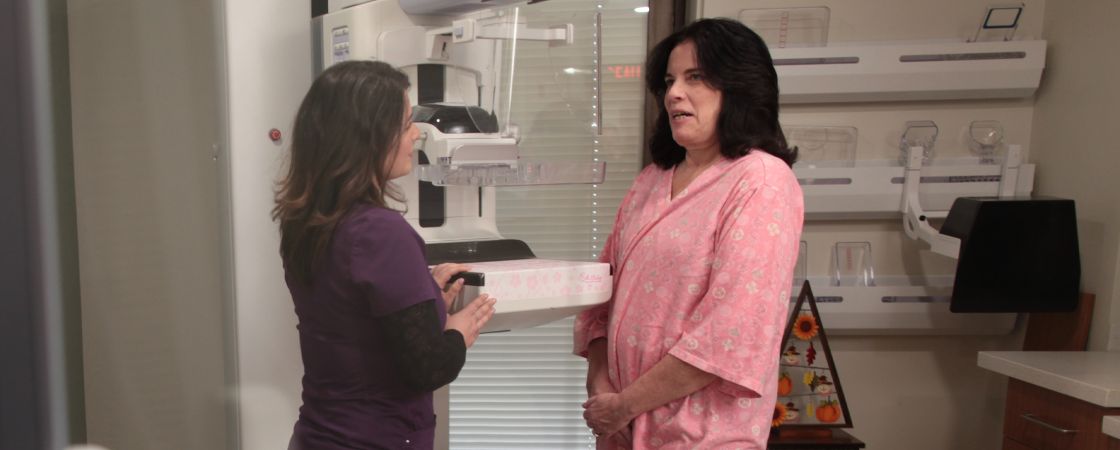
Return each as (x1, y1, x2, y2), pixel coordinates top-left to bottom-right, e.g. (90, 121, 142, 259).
(221, 0, 311, 448)
(694, 0, 1045, 42)
(830, 334, 1022, 449)
(1032, 0, 1120, 351)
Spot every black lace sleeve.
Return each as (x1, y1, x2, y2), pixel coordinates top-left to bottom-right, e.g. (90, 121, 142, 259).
(375, 299, 467, 392)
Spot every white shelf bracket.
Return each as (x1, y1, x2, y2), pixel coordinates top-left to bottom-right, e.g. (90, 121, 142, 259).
(999, 144, 1023, 198)
(473, 19, 572, 44)
(430, 18, 573, 45)
(900, 147, 961, 259)
(424, 27, 452, 60)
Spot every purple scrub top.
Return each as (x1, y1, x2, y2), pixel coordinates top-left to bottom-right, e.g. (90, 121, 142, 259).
(285, 204, 446, 450)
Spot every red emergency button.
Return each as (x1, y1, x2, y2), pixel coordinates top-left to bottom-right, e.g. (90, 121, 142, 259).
(268, 128, 282, 142)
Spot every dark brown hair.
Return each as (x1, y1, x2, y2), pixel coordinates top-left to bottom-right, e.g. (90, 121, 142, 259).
(273, 60, 411, 284)
(645, 18, 797, 168)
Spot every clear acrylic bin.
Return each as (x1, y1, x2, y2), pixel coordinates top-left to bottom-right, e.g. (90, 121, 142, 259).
(787, 125, 858, 168)
(831, 241, 875, 287)
(738, 7, 830, 48)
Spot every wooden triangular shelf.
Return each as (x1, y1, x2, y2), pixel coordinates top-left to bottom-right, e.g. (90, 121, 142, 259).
(772, 281, 854, 431)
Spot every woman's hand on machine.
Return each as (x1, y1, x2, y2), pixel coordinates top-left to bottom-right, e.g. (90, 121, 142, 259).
(431, 262, 470, 311)
(445, 294, 497, 348)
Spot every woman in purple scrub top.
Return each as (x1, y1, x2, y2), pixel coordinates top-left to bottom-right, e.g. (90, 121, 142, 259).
(273, 60, 497, 450)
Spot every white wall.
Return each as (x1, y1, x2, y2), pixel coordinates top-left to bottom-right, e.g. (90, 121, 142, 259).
(692, 1, 1044, 448)
(1031, 0, 1120, 351)
(219, 0, 311, 448)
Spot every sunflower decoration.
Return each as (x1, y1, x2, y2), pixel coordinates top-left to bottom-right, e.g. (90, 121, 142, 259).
(773, 402, 788, 427)
(792, 313, 819, 341)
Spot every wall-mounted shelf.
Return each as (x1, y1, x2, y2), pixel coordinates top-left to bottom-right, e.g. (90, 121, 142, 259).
(797, 276, 1018, 335)
(772, 39, 1046, 103)
(796, 157, 1035, 220)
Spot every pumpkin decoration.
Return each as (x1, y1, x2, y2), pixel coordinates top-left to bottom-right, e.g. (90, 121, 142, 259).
(777, 372, 793, 396)
(815, 399, 842, 423)
(792, 313, 819, 341)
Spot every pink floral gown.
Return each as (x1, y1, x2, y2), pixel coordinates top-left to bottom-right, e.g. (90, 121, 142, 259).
(574, 151, 804, 449)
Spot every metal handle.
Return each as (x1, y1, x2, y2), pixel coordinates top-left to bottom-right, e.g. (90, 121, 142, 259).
(448, 271, 485, 287)
(1020, 413, 1079, 434)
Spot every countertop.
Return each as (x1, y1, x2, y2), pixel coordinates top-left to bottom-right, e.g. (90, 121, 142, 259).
(1104, 415, 1120, 440)
(977, 351, 1120, 407)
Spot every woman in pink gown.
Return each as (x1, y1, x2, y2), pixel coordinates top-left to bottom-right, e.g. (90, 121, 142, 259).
(574, 18, 804, 449)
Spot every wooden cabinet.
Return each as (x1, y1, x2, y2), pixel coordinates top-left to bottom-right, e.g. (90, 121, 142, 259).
(1003, 437, 1036, 450)
(1002, 379, 1120, 450)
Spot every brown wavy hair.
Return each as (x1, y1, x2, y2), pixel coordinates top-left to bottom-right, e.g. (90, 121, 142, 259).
(273, 60, 411, 284)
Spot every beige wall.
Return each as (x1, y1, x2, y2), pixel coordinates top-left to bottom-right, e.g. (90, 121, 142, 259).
(1031, 0, 1120, 351)
(67, 1, 232, 449)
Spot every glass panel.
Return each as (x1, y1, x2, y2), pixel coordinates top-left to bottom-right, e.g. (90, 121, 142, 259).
(491, 7, 600, 143)
(448, 1, 648, 448)
(489, 1, 634, 260)
(407, 6, 607, 187)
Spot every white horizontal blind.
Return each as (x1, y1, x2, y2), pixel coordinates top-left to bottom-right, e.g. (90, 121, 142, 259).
(449, 318, 592, 448)
(449, 0, 648, 448)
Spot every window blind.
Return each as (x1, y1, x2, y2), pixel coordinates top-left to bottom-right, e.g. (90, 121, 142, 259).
(449, 1, 648, 448)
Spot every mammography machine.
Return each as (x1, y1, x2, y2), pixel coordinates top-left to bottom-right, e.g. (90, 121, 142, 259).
(314, 0, 610, 332)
